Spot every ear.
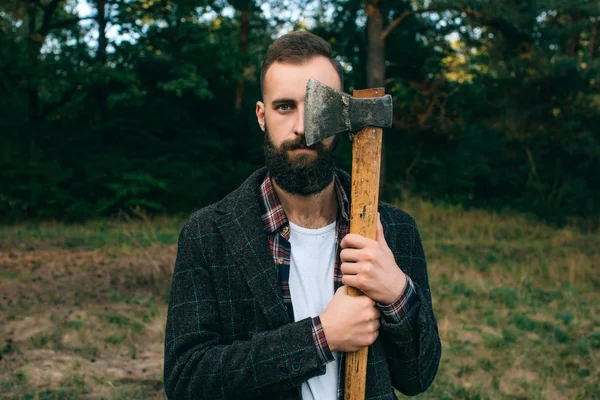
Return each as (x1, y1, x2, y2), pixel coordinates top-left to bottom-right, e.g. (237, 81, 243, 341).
(256, 101, 266, 132)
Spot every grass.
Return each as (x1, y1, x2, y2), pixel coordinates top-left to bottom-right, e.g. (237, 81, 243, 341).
(392, 196, 599, 399)
(1, 198, 598, 399)
(0, 214, 183, 250)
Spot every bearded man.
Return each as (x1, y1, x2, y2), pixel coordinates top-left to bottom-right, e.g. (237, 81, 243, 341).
(164, 31, 441, 400)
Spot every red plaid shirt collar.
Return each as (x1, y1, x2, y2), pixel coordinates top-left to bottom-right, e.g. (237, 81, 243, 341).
(259, 172, 351, 234)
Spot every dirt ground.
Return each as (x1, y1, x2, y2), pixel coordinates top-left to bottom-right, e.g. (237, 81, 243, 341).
(2, 209, 599, 399)
(0, 243, 176, 399)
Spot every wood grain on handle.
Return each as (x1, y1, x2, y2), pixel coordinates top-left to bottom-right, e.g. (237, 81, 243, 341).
(344, 87, 385, 400)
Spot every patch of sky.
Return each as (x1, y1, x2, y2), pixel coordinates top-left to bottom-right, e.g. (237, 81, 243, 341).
(42, 0, 464, 57)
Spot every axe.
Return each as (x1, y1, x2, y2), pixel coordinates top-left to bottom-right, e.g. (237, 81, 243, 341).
(304, 78, 393, 400)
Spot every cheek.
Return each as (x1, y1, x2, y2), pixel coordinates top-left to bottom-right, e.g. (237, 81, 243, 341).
(266, 115, 295, 142)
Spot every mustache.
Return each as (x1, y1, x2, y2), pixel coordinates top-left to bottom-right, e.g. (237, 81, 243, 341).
(279, 136, 325, 151)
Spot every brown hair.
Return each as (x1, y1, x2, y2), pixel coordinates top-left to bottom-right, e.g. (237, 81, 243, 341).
(260, 31, 344, 96)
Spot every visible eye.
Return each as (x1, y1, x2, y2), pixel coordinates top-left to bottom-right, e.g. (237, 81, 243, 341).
(277, 104, 294, 112)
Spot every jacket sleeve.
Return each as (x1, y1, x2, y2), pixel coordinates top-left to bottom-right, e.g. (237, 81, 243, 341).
(163, 218, 326, 400)
(379, 217, 442, 396)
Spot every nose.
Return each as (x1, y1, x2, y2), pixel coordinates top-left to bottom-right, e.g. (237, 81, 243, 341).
(293, 103, 305, 137)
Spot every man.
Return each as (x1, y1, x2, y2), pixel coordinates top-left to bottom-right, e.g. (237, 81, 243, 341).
(164, 31, 441, 400)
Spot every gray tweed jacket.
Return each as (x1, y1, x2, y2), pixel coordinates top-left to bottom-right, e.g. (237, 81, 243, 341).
(164, 168, 441, 400)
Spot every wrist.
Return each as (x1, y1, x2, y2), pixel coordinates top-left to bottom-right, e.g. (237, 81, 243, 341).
(319, 314, 338, 352)
(382, 271, 407, 304)
(311, 316, 335, 364)
(377, 275, 416, 323)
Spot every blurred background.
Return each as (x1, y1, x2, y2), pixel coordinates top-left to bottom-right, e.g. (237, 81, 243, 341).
(0, 0, 598, 399)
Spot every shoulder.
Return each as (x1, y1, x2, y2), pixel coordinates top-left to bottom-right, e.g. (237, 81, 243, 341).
(178, 167, 268, 239)
(377, 201, 423, 252)
(378, 201, 419, 231)
(179, 203, 220, 238)
(335, 168, 417, 229)
(378, 202, 427, 265)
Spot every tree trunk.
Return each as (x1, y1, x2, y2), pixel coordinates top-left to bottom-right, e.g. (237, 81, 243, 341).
(566, 14, 581, 57)
(235, 7, 250, 111)
(97, 0, 107, 65)
(365, 0, 385, 88)
(590, 12, 598, 58)
(365, 0, 386, 188)
(26, 0, 40, 163)
(96, 0, 108, 123)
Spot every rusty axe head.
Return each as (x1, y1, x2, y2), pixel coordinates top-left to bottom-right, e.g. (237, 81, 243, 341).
(304, 78, 393, 147)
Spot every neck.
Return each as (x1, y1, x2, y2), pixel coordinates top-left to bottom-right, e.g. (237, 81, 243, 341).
(272, 178, 338, 229)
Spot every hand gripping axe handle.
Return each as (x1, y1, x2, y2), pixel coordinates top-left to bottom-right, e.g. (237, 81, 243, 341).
(304, 78, 393, 400)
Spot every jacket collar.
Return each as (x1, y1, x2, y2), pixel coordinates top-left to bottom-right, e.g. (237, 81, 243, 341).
(258, 171, 351, 235)
(215, 167, 352, 329)
(214, 167, 352, 216)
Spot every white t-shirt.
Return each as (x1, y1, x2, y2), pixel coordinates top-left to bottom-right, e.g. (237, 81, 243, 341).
(288, 220, 341, 400)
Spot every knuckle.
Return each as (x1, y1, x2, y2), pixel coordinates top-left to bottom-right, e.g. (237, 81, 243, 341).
(342, 275, 353, 286)
(357, 275, 368, 289)
(361, 296, 372, 307)
(341, 262, 348, 273)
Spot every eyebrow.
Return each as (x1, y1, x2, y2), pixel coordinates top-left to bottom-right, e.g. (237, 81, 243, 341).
(270, 98, 297, 107)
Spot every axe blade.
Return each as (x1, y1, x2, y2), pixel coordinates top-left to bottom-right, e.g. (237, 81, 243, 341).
(304, 78, 393, 147)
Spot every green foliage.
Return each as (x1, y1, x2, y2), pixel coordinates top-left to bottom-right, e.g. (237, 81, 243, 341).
(0, 0, 598, 223)
(104, 334, 126, 345)
(97, 172, 168, 215)
(105, 313, 144, 332)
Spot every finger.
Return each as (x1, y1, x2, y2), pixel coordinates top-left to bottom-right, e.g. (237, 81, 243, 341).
(362, 295, 376, 307)
(341, 274, 360, 289)
(340, 262, 362, 275)
(336, 285, 348, 296)
(342, 275, 371, 293)
(370, 319, 381, 331)
(340, 233, 372, 250)
(372, 307, 381, 319)
(369, 330, 379, 345)
(340, 248, 362, 262)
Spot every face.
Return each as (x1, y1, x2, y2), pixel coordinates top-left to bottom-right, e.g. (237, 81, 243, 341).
(256, 56, 342, 195)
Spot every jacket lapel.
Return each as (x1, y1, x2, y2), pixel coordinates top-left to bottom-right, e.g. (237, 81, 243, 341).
(216, 169, 290, 330)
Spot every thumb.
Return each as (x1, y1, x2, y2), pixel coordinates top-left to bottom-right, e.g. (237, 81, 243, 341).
(336, 285, 348, 296)
(376, 212, 387, 245)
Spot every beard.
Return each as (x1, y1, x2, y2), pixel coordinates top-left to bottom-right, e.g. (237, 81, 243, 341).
(263, 124, 338, 196)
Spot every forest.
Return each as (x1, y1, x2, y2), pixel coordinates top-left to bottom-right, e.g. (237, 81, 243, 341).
(1, 0, 599, 225)
(1, 2, 599, 398)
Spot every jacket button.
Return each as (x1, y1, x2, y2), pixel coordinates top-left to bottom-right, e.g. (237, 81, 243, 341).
(280, 366, 289, 375)
(292, 361, 301, 372)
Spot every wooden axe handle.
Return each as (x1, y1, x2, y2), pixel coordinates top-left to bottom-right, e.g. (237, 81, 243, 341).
(344, 87, 385, 400)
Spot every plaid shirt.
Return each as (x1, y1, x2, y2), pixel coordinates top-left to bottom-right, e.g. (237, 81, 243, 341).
(258, 172, 416, 385)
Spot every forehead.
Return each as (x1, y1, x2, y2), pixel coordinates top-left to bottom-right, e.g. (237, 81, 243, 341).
(263, 56, 342, 101)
